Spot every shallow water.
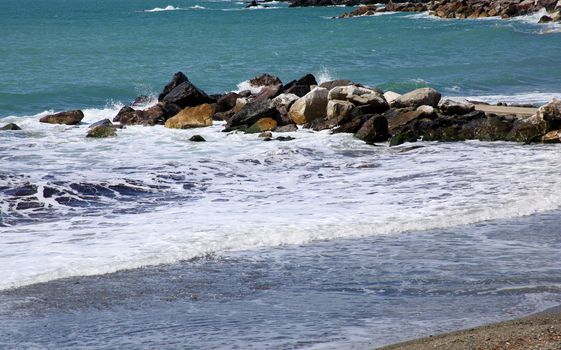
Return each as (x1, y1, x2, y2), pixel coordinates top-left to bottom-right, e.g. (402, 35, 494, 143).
(1, 211, 561, 349)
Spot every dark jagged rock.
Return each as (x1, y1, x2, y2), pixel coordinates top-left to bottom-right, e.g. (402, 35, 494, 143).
(158, 72, 188, 101)
(161, 80, 215, 108)
(355, 115, 390, 143)
(1, 123, 22, 130)
(250, 73, 282, 88)
(189, 135, 206, 142)
(283, 74, 318, 97)
(40, 110, 84, 125)
(224, 99, 281, 131)
(86, 125, 117, 138)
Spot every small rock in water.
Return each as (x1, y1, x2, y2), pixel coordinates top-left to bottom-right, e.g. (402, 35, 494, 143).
(259, 131, 273, 138)
(189, 135, 206, 142)
(1, 123, 22, 130)
(89, 119, 114, 129)
(86, 125, 117, 138)
(276, 136, 295, 141)
(40, 110, 84, 125)
(246, 118, 277, 133)
(275, 124, 298, 132)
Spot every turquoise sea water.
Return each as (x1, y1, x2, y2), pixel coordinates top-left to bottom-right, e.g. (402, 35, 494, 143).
(1, 0, 561, 116)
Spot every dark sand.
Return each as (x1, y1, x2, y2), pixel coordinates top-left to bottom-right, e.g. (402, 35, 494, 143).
(379, 306, 561, 350)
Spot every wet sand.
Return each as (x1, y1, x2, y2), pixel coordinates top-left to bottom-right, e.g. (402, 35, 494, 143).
(379, 306, 561, 350)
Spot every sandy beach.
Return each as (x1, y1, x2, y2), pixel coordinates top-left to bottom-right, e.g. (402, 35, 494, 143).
(379, 306, 561, 350)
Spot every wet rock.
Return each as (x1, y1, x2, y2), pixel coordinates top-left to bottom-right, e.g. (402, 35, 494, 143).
(509, 114, 546, 143)
(288, 87, 329, 124)
(259, 131, 273, 138)
(189, 135, 206, 142)
(539, 14, 553, 22)
(246, 118, 278, 133)
(86, 125, 117, 138)
(439, 99, 475, 115)
(116, 103, 181, 126)
(1, 123, 22, 130)
(161, 79, 215, 108)
(165, 103, 215, 129)
(389, 131, 418, 146)
(40, 110, 84, 125)
(213, 109, 235, 121)
(254, 84, 283, 101)
(355, 115, 390, 143)
(234, 97, 250, 113)
(225, 98, 280, 131)
(89, 119, 114, 129)
(393, 87, 441, 109)
(275, 124, 298, 132)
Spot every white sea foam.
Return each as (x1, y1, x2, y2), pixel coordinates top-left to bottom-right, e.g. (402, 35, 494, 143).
(189, 5, 207, 9)
(145, 5, 183, 13)
(316, 66, 334, 84)
(508, 9, 561, 33)
(234, 80, 263, 94)
(449, 92, 561, 105)
(3, 104, 561, 290)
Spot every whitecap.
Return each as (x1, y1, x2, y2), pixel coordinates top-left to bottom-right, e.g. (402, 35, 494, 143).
(144, 5, 183, 13)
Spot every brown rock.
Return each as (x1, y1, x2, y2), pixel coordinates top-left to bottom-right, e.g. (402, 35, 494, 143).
(247, 118, 278, 133)
(288, 87, 329, 125)
(165, 104, 214, 129)
(40, 110, 84, 125)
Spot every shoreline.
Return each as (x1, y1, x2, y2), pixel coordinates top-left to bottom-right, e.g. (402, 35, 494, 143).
(379, 305, 561, 349)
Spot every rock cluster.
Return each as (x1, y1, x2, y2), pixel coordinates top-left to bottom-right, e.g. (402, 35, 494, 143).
(339, 0, 561, 21)
(34, 71, 561, 145)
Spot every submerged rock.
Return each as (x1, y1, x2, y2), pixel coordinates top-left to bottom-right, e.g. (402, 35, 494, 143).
(40, 110, 84, 125)
(165, 104, 214, 129)
(189, 135, 206, 142)
(86, 125, 117, 138)
(1, 123, 22, 130)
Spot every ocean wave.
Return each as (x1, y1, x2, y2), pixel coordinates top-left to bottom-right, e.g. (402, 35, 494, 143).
(144, 5, 183, 13)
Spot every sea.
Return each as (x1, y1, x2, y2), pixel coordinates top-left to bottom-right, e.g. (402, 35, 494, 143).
(1, 0, 561, 348)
